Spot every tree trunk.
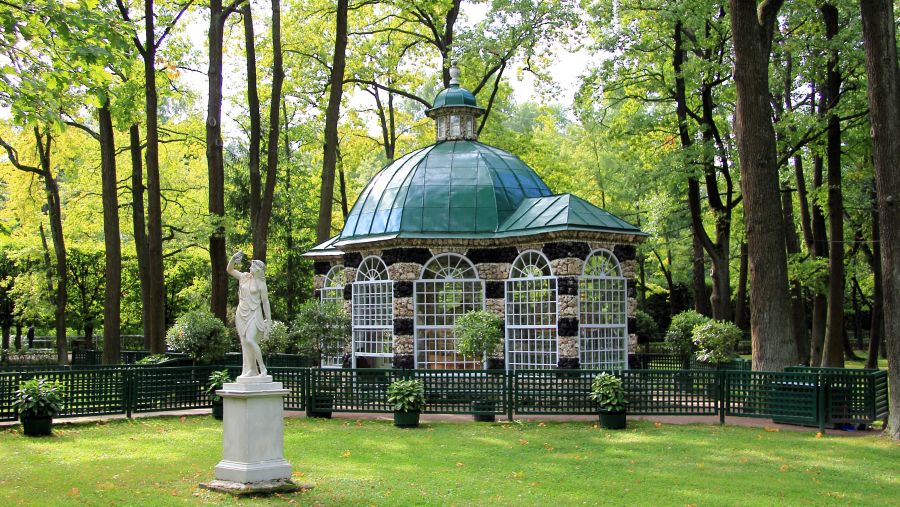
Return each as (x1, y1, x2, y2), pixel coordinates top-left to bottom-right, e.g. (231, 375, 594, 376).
(866, 181, 884, 369)
(253, 0, 284, 263)
(317, 0, 349, 243)
(282, 100, 296, 317)
(129, 124, 152, 350)
(99, 104, 121, 365)
(781, 180, 810, 364)
(820, 4, 844, 367)
(243, 2, 262, 247)
(692, 234, 711, 316)
(144, 0, 166, 353)
(207, 0, 235, 322)
(860, 0, 900, 439)
(810, 155, 828, 365)
(735, 242, 749, 330)
(729, 0, 796, 371)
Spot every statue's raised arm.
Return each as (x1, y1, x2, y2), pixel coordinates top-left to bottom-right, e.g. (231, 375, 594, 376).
(227, 251, 245, 280)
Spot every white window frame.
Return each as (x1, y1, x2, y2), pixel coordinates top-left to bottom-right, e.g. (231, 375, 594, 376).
(319, 264, 347, 367)
(505, 250, 558, 371)
(414, 253, 484, 370)
(578, 249, 628, 370)
(351, 256, 393, 367)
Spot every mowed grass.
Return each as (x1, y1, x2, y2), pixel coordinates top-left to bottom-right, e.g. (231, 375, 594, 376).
(0, 416, 897, 506)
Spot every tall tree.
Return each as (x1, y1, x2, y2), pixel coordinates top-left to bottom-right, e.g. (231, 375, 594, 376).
(208, 0, 247, 320)
(859, 0, 900, 440)
(729, 0, 797, 370)
(98, 103, 122, 364)
(317, 0, 349, 243)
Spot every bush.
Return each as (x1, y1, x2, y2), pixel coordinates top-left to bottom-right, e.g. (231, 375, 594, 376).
(291, 301, 350, 367)
(387, 379, 425, 413)
(665, 310, 711, 356)
(589, 373, 628, 412)
(136, 354, 168, 365)
(13, 378, 65, 418)
(165, 310, 231, 363)
(259, 320, 290, 355)
(634, 309, 659, 344)
(692, 320, 741, 364)
(453, 310, 503, 366)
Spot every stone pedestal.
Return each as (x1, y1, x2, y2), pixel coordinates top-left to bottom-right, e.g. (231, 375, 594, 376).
(201, 375, 308, 495)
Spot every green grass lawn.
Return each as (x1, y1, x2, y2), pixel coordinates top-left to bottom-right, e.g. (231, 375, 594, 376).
(739, 350, 888, 369)
(1, 416, 897, 506)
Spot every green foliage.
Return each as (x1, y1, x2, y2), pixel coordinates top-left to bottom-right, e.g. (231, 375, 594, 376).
(589, 373, 628, 412)
(692, 320, 742, 364)
(291, 301, 350, 366)
(259, 320, 290, 355)
(386, 379, 425, 413)
(12, 378, 64, 418)
(205, 370, 232, 403)
(634, 309, 660, 344)
(665, 310, 711, 356)
(136, 354, 168, 365)
(165, 311, 231, 364)
(453, 310, 503, 362)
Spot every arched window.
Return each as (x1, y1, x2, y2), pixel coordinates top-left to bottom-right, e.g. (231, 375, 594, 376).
(505, 250, 557, 370)
(321, 265, 345, 304)
(320, 264, 347, 367)
(415, 254, 484, 369)
(579, 249, 627, 370)
(351, 256, 393, 366)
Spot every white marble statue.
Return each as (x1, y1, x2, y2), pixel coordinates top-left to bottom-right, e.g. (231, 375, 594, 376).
(227, 251, 270, 378)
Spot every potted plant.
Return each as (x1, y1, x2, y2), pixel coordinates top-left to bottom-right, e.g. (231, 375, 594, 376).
(206, 370, 232, 420)
(13, 378, 65, 436)
(453, 310, 503, 422)
(590, 373, 628, 430)
(293, 301, 351, 418)
(387, 379, 425, 428)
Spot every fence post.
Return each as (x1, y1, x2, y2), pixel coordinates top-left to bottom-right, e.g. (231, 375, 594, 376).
(506, 371, 514, 422)
(816, 372, 827, 433)
(124, 368, 134, 419)
(304, 368, 312, 417)
(718, 370, 726, 425)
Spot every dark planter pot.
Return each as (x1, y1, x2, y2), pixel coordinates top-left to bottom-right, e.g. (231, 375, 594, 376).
(599, 410, 626, 430)
(21, 415, 53, 436)
(212, 399, 223, 420)
(472, 400, 496, 422)
(306, 394, 334, 419)
(393, 410, 420, 428)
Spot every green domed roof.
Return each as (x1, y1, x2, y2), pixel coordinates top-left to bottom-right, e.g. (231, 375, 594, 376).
(431, 83, 480, 109)
(339, 140, 552, 240)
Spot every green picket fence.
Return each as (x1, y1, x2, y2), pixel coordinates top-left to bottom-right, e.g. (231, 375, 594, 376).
(0, 366, 888, 430)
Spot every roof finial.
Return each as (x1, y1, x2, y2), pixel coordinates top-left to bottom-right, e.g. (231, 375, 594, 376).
(449, 60, 460, 86)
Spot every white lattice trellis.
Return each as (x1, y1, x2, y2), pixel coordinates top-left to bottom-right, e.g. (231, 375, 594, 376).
(579, 249, 627, 370)
(414, 253, 484, 370)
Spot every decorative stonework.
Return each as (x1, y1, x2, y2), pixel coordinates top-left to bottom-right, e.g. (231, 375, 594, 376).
(558, 336, 579, 358)
(485, 298, 505, 316)
(393, 297, 414, 318)
(628, 333, 638, 351)
(558, 294, 578, 318)
(627, 297, 637, 317)
(557, 276, 578, 296)
(550, 257, 584, 276)
(393, 281, 413, 298)
(467, 246, 519, 264)
(344, 267, 357, 284)
(387, 262, 422, 281)
(558, 317, 578, 337)
(342, 300, 352, 315)
(393, 318, 414, 335)
(313, 274, 326, 291)
(394, 335, 414, 355)
(476, 263, 510, 280)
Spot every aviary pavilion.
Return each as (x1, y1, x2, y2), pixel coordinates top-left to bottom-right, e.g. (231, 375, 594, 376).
(304, 66, 646, 371)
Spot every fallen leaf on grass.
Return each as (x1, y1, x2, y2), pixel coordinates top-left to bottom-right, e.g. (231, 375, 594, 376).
(519, 439, 529, 445)
(179, 416, 186, 423)
(341, 450, 351, 458)
(764, 427, 779, 432)
(456, 462, 465, 468)
(815, 432, 823, 438)
(780, 464, 790, 472)
(543, 443, 554, 451)
(171, 489, 178, 496)
(654, 422, 662, 428)
(67, 488, 80, 497)
(538, 422, 546, 427)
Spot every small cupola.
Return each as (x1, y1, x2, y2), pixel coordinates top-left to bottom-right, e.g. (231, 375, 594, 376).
(426, 63, 484, 141)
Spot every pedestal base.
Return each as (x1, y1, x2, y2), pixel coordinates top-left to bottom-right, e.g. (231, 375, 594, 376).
(209, 380, 295, 488)
(200, 478, 311, 496)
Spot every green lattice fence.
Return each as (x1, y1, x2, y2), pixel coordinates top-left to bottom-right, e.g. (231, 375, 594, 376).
(724, 371, 822, 426)
(785, 366, 889, 425)
(623, 370, 720, 416)
(0, 367, 128, 421)
(130, 366, 229, 414)
(270, 368, 307, 410)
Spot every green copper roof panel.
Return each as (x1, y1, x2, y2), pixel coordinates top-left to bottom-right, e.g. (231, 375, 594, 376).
(498, 194, 645, 235)
(431, 84, 481, 109)
(339, 140, 552, 241)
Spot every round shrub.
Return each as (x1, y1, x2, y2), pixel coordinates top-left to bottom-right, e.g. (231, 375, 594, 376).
(453, 310, 503, 365)
(634, 309, 659, 345)
(692, 320, 742, 364)
(665, 310, 711, 356)
(259, 320, 290, 355)
(291, 301, 351, 366)
(165, 310, 231, 363)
